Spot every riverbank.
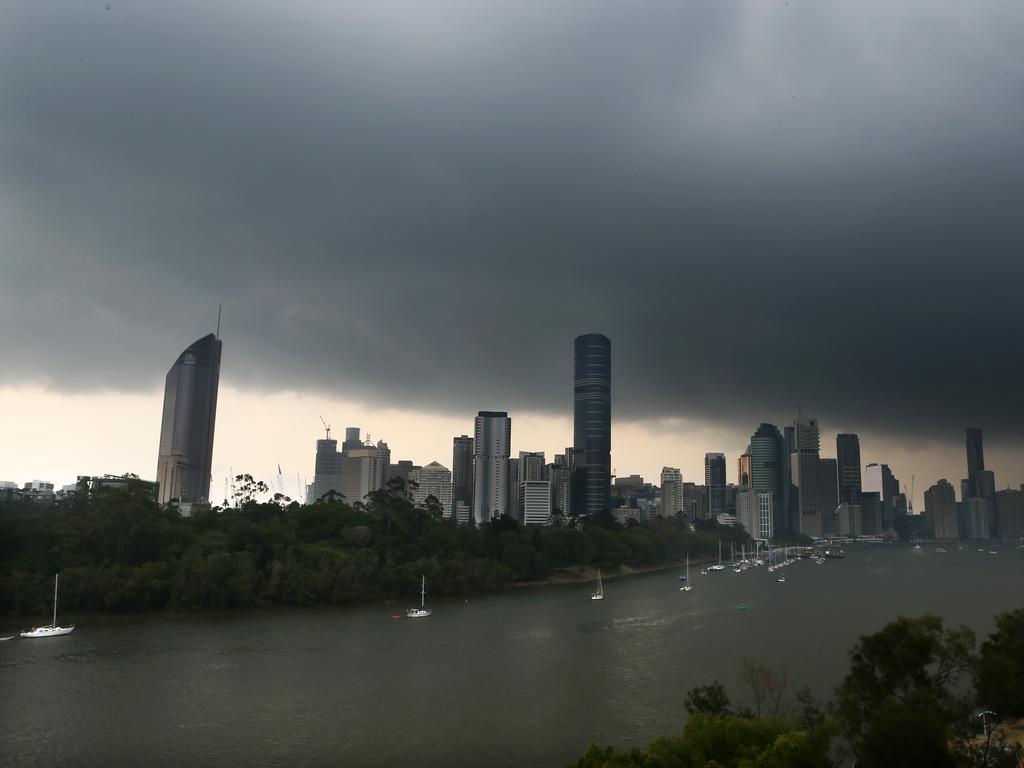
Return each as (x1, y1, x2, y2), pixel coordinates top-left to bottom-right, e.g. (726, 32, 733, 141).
(514, 554, 718, 589)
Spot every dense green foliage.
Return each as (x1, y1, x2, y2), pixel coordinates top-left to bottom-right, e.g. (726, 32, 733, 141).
(571, 714, 835, 768)
(975, 608, 1024, 720)
(0, 476, 750, 615)
(834, 615, 976, 768)
(573, 611, 1024, 768)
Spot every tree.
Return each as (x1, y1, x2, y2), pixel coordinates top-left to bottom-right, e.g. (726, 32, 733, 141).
(570, 715, 833, 768)
(792, 686, 827, 731)
(835, 614, 976, 768)
(231, 474, 269, 507)
(974, 607, 1024, 720)
(684, 681, 733, 718)
(740, 658, 790, 718)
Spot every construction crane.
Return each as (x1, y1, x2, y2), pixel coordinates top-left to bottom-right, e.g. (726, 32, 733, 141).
(319, 416, 331, 440)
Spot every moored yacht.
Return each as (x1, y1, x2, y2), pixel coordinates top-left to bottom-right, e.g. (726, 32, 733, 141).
(407, 574, 432, 618)
(21, 574, 75, 638)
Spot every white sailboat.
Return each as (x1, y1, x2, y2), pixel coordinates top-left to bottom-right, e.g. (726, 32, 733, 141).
(708, 540, 726, 571)
(591, 569, 605, 600)
(680, 554, 693, 592)
(21, 573, 75, 638)
(406, 574, 432, 618)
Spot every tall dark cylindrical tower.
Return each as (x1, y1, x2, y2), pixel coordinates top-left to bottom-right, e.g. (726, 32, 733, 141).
(572, 333, 611, 517)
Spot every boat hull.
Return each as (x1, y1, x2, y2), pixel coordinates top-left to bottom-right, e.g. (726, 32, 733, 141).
(20, 625, 75, 638)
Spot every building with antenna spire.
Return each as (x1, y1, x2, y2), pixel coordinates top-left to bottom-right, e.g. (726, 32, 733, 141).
(156, 332, 222, 506)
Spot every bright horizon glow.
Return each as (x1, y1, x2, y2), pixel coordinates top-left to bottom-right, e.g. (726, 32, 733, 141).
(2, 384, 1020, 512)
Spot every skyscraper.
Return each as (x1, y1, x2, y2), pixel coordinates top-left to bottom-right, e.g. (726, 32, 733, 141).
(963, 429, 997, 536)
(924, 479, 958, 541)
(572, 333, 611, 517)
(860, 491, 883, 535)
(342, 427, 363, 453)
(737, 489, 773, 541)
(705, 453, 726, 518)
(975, 469, 998, 537)
(452, 435, 474, 514)
(836, 433, 862, 506)
(749, 423, 784, 534)
(782, 425, 797, 534)
(792, 415, 821, 537)
(376, 441, 391, 488)
(507, 457, 521, 521)
(518, 452, 546, 480)
(548, 457, 572, 519)
(965, 498, 991, 539)
(409, 461, 453, 517)
(517, 451, 546, 519)
(965, 427, 985, 492)
(522, 479, 552, 526)
(864, 463, 900, 530)
(342, 444, 383, 504)
(473, 411, 511, 524)
(737, 453, 752, 489)
(309, 428, 343, 503)
(156, 333, 221, 505)
(660, 467, 683, 517)
(817, 458, 839, 536)
(995, 489, 1024, 539)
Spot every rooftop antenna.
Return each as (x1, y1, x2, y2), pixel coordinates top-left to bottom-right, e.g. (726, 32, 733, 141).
(216, 304, 222, 339)
(320, 416, 331, 440)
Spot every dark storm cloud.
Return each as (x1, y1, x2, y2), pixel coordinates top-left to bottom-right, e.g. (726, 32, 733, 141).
(2, 0, 1023, 442)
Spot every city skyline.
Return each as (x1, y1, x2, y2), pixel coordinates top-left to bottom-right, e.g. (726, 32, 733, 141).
(3, 352, 1021, 515)
(3, 3, 1024, 496)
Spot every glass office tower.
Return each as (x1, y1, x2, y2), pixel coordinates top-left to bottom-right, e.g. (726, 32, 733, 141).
(156, 333, 222, 505)
(572, 333, 611, 517)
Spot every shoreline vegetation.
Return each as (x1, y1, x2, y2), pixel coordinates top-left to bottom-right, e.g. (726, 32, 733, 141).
(0, 475, 773, 616)
(570, 609, 1024, 768)
(516, 557, 710, 588)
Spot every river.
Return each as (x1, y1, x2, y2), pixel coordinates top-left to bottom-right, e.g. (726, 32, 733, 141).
(2, 544, 1022, 767)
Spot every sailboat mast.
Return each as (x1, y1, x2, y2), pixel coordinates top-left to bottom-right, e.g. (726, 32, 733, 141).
(52, 573, 58, 627)
(421, 575, 426, 608)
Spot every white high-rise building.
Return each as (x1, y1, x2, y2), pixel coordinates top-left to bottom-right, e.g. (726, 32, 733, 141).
(409, 461, 453, 518)
(473, 411, 511, 524)
(517, 451, 546, 520)
(737, 489, 773, 542)
(522, 479, 552, 525)
(660, 467, 683, 517)
(342, 446, 382, 504)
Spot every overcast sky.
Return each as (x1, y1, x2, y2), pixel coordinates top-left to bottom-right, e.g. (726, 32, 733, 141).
(2, 1, 1022, 503)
